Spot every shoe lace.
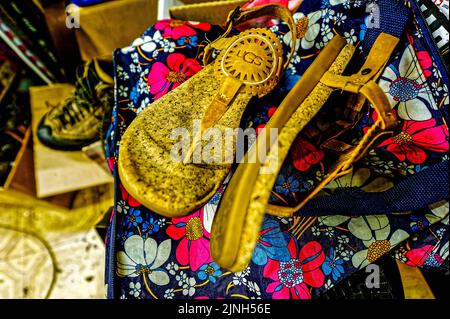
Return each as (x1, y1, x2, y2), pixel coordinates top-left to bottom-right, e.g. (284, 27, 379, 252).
(54, 70, 111, 129)
(56, 75, 96, 128)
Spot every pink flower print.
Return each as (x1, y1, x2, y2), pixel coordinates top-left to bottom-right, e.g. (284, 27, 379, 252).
(166, 209, 212, 271)
(148, 53, 202, 100)
(154, 19, 211, 40)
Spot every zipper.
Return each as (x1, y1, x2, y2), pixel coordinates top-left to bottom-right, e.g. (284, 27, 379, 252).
(106, 53, 120, 299)
(106, 206, 117, 299)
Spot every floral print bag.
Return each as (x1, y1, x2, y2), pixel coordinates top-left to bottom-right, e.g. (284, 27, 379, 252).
(105, 0, 448, 299)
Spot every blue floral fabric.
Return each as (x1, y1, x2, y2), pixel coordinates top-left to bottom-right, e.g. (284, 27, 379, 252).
(105, 0, 449, 299)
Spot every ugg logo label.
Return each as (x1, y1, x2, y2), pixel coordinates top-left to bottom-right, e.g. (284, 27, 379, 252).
(216, 29, 283, 96)
(221, 34, 275, 85)
(236, 51, 264, 66)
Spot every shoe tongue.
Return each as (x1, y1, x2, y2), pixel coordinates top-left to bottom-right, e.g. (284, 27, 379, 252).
(93, 59, 114, 84)
(84, 60, 101, 85)
(73, 61, 97, 92)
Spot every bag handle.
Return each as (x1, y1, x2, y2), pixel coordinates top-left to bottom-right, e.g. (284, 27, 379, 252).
(361, 0, 410, 55)
(296, 160, 449, 216)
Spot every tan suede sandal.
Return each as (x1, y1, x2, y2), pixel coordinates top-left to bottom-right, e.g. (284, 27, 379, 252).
(210, 33, 400, 272)
(118, 4, 297, 217)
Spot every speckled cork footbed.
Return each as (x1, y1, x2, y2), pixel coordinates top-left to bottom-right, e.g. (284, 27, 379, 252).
(118, 64, 253, 217)
(118, 3, 298, 217)
(117, 13, 297, 217)
(211, 37, 355, 272)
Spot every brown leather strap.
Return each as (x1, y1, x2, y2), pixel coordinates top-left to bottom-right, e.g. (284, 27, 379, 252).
(318, 33, 399, 165)
(333, 80, 397, 171)
(318, 33, 400, 154)
(203, 4, 296, 69)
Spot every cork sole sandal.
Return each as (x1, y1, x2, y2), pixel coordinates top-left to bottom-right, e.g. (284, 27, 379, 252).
(118, 4, 298, 217)
(211, 33, 399, 272)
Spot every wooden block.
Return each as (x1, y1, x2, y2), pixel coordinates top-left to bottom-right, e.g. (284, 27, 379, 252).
(170, 0, 247, 25)
(396, 260, 435, 299)
(72, 0, 159, 61)
(4, 128, 36, 197)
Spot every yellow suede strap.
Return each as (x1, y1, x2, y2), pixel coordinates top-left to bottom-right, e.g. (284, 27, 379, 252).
(203, 3, 297, 69)
(267, 33, 400, 217)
